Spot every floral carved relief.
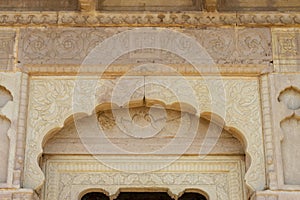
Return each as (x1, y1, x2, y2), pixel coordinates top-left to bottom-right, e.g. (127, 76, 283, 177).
(19, 27, 271, 67)
(24, 76, 265, 193)
(43, 157, 244, 200)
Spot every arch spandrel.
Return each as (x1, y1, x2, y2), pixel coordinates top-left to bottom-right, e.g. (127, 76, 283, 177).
(24, 76, 265, 193)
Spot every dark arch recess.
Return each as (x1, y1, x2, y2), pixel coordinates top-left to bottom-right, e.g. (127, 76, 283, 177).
(178, 192, 207, 200)
(81, 192, 207, 200)
(81, 192, 109, 200)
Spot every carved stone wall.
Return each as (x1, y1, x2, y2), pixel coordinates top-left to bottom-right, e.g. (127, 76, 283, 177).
(24, 76, 265, 195)
(18, 27, 271, 69)
(0, 13, 300, 200)
(268, 73, 300, 190)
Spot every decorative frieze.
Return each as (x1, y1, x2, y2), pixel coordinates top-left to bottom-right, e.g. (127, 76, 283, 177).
(42, 156, 245, 200)
(18, 27, 271, 70)
(0, 12, 299, 27)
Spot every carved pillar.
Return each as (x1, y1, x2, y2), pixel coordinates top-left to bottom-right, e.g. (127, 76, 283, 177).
(270, 28, 300, 190)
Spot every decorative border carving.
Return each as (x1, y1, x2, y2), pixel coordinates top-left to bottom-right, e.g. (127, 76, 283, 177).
(42, 156, 245, 200)
(0, 12, 299, 27)
(24, 76, 265, 193)
(272, 28, 300, 72)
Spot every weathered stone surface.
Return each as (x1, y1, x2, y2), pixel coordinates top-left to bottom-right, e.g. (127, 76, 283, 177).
(18, 27, 271, 67)
(0, 72, 28, 189)
(97, 0, 202, 11)
(219, 0, 300, 11)
(42, 156, 245, 200)
(269, 73, 300, 190)
(0, 0, 78, 11)
(24, 76, 265, 193)
(43, 107, 244, 155)
(0, 31, 15, 71)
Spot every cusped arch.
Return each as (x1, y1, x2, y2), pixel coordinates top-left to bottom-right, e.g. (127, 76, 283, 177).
(24, 97, 263, 194)
(41, 103, 250, 186)
(278, 86, 300, 110)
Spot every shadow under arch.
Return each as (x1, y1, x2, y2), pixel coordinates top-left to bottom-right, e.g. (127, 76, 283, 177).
(79, 188, 110, 200)
(79, 187, 209, 200)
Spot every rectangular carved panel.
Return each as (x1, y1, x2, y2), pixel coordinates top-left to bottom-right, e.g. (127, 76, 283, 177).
(19, 27, 271, 67)
(97, 0, 202, 11)
(218, 0, 300, 11)
(0, 0, 78, 11)
(272, 28, 300, 72)
(0, 31, 15, 71)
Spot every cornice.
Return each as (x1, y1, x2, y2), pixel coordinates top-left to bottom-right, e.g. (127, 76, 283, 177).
(0, 11, 300, 27)
(20, 64, 272, 77)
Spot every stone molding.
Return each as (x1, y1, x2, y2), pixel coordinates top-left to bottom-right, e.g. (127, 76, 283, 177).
(23, 76, 265, 193)
(22, 64, 272, 76)
(42, 156, 245, 200)
(0, 12, 300, 27)
(260, 75, 277, 189)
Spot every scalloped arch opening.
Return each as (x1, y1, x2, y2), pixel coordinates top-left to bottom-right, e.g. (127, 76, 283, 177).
(0, 85, 13, 108)
(278, 86, 300, 110)
(41, 102, 246, 158)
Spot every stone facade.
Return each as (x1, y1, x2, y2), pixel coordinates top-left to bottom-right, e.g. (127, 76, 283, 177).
(0, 1, 300, 200)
